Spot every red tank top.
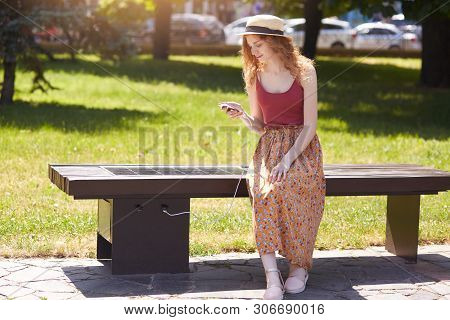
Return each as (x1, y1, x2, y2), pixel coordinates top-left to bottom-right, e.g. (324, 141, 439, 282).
(256, 74, 304, 126)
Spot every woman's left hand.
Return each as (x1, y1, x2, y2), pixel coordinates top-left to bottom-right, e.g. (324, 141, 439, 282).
(268, 158, 292, 184)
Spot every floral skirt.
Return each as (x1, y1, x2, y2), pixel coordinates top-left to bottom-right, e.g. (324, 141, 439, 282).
(245, 124, 326, 271)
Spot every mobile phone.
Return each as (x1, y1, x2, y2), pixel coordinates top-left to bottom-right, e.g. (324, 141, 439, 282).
(219, 103, 239, 112)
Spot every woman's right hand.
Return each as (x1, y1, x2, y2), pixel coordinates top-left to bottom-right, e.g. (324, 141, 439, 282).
(219, 101, 245, 119)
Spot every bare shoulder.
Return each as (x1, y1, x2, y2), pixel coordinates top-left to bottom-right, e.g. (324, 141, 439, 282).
(299, 62, 317, 86)
(304, 62, 316, 73)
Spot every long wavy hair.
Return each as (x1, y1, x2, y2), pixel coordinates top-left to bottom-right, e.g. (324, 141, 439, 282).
(239, 34, 315, 93)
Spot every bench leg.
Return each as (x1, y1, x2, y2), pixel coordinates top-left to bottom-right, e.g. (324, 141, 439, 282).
(97, 232, 112, 259)
(385, 195, 420, 262)
(97, 199, 112, 259)
(111, 198, 190, 275)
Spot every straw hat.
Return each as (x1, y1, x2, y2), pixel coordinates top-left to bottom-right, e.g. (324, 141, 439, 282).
(237, 14, 291, 38)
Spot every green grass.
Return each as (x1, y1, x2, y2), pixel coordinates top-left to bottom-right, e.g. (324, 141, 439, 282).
(0, 53, 448, 258)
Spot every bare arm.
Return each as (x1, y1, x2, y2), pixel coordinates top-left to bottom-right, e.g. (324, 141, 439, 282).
(282, 64, 318, 166)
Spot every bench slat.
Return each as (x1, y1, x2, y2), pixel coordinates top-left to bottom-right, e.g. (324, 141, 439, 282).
(48, 164, 450, 199)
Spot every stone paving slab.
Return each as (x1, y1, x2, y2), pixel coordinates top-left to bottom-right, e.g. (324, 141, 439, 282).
(0, 245, 448, 300)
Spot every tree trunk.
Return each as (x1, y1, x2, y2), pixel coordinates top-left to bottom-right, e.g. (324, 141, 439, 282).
(0, 57, 17, 106)
(420, 14, 450, 88)
(303, 0, 322, 59)
(62, 26, 76, 61)
(153, 0, 172, 60)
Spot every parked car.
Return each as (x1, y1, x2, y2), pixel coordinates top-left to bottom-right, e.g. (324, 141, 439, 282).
(139, 14, 225, 47)
(223, 16, 251, 45)
(401, 31, 422, 51)
(33, 26, 64, 43)
(285, 17, 353, 49)
(170, 13, 225, 46)
(390, 14, 422, 41)
(351, 22, 421, 51)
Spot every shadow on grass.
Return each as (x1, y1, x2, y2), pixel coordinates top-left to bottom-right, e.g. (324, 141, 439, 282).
(317, 94, 450, 140)
(40, 55, 245, 93)
(0, 100, 168, 132)
(10, 56, 450, 139)
(39, 55, 423, 93)
(314, 58, 450, 140)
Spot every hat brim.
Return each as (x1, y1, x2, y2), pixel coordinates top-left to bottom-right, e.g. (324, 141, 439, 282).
(237, 31, 292, 39)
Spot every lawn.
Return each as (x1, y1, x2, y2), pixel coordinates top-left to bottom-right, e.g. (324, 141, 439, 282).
(0, 53, 448, 258)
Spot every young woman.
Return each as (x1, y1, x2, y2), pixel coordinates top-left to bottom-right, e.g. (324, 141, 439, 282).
(219, 15, 326, 300)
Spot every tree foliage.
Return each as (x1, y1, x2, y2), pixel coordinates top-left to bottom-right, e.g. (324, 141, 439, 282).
(0, 0, 58, 105)
(270, 0, 396, 18)
(98, 0, 154, 29)
(270, 0, 449, 87)
(0, 0, 158, 105)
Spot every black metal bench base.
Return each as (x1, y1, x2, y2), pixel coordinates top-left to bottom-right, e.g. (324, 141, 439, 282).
(96, 194, 422, 274)
(97, 198, 190, 275)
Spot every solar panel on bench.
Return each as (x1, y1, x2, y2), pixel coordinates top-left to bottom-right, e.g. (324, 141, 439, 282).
(102, 166, 246, 176)
(106, 167, 137, 175)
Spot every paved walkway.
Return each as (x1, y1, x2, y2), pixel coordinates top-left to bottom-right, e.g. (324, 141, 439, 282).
(0, 245, 448, 300)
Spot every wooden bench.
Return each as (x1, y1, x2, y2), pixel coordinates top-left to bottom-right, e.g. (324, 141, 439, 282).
(48, 164, 450, 275)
